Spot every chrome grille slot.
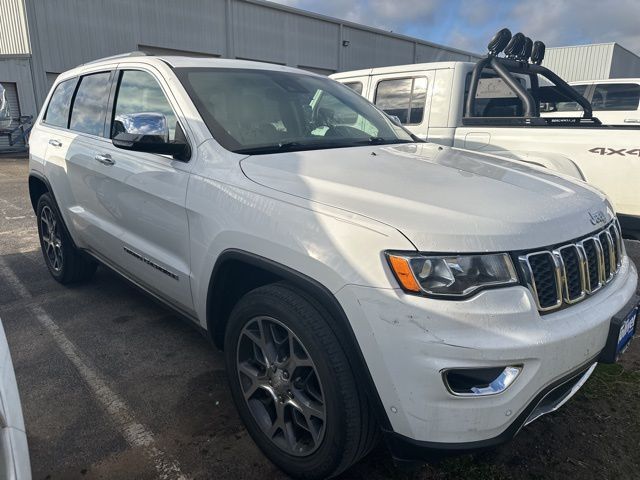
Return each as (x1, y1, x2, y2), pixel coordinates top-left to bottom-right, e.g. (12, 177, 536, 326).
(608, 222, 622, 269)
(519, 252, 562, 311)
(520, 222, 622, 313)
(599, 232, 613, 280)
(557, 245, 586, 303)
(580, 238, 602, 293)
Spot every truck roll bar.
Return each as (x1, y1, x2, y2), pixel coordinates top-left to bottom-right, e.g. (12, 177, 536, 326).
(465, 29, 594, 121)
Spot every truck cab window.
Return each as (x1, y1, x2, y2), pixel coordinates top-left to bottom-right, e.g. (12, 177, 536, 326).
(468, 75, 526, 117)
(344, 82, 363, 95)
(592, 83, 640, 111)
(374, 77, 427, 125)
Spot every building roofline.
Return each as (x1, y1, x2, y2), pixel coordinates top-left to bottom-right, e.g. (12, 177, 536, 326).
(247, 0, 481, 59)
(610, 42, 640, 58)
(547, 42, 616, 50)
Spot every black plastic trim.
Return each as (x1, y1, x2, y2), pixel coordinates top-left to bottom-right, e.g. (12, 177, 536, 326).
(618, 214, 640, 240)
(206, 248, 393, 431)
(383, 358, 597, 461)
(599, 294, 639, 363)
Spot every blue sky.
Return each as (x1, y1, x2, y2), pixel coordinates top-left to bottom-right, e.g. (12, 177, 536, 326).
(275, 0, 640, 55)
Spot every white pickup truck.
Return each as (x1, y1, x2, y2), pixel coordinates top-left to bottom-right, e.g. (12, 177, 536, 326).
(332, 34, 640, 239)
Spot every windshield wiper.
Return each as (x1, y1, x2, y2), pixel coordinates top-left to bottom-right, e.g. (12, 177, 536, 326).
(356, 137, 414, 145)
(233, 138, 415, 155)
(234, 141, 321, 155)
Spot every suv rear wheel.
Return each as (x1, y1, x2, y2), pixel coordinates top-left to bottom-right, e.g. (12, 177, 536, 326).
(224, 282, 378, 479)
(36, 193, 97, 284)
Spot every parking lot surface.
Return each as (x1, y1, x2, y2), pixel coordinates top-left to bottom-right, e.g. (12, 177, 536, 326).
(1, 156, 639, 480)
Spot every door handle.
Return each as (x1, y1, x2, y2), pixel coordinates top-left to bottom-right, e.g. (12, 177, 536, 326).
(94, 153, 115, 166)
(624, 118, 640, 123)
(48, 139, 62, 147)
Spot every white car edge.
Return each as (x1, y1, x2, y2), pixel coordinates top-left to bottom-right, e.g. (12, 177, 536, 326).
(0, 317, 31, 480)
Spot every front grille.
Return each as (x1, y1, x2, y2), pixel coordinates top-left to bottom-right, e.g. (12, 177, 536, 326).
(519, 221, 623, 312)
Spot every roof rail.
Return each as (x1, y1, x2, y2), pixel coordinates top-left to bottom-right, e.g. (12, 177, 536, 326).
(81, 51, 149, 66)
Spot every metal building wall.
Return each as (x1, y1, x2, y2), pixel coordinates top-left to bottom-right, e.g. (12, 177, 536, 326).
(0, 0, 30, 54)
(609, 44, 640, 79)
(23, 0, 478, 110)
(543, 44, 615, 82)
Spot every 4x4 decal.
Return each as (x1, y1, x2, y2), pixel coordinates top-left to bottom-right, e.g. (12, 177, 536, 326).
(589, 147, 640, 156)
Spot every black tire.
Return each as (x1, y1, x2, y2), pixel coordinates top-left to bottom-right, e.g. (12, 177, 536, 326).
(224, 282, 379, 479)
(36, 193, 97, 284)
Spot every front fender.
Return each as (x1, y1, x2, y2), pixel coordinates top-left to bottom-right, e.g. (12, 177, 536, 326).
(186, 171, 416, 328)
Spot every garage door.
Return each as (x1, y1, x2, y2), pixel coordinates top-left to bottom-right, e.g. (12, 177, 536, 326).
(0, 82, 25, 150)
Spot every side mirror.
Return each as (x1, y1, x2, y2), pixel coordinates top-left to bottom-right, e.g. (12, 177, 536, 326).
(112, 112, 190, 160)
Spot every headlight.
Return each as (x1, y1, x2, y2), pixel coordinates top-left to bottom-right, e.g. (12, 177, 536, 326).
(385, 252, 518, 297)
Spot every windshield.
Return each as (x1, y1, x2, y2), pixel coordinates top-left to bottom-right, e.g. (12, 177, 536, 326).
(177, 68, 414, 155)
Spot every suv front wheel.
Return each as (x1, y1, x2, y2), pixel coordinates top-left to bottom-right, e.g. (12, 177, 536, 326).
(36, 193, 97, 284)
(224, 282, 378, 479)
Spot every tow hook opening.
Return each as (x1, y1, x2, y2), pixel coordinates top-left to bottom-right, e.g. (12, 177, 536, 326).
(443, 366, 522, 397)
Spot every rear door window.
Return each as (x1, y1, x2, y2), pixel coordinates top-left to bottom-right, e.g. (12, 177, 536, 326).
(344, 81, 363, 95)
(69, 72, 112, 136)
(374, 77, 428, 125)
(591, 83, 640, 111)
(43, 79, 77, 128)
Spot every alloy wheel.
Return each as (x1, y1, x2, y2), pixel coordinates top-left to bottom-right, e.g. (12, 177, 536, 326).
(40, 205, 63, 272)
(236, 316, 326, 456)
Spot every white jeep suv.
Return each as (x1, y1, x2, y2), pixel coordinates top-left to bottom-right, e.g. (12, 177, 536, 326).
(28, 54, 638, 479)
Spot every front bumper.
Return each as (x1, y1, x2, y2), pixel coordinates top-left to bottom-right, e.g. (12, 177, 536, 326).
(335, 255, 637, 451)
(384, 360, 597, 460)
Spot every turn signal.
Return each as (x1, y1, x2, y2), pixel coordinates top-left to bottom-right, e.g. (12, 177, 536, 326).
(387, 254, 421, 292)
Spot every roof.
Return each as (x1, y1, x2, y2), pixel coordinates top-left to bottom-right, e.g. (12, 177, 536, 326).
(331, 61, 469, 79)
(570, 78, 640, 85)
(57, 53, 322, 81)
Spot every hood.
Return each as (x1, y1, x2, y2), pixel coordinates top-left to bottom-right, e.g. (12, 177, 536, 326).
(240, 143, 612, 252)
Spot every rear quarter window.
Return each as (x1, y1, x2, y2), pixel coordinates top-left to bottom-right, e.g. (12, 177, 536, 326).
(592, 83, 640, 111)
(43, 79, 77, 128)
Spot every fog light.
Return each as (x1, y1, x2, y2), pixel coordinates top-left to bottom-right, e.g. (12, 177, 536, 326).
(443, 366, 522, 397)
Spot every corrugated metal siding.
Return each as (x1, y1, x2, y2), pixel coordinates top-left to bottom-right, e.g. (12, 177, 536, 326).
(293, 15, 340, 71)
(609, 44, 640, 78)
(543, 44, 615, 82)
(416, 43, 473, 63)
(342, 27, 414, 70)
(24, 0, 479, 110)
(0, 0, 30, 54)
(138, 0, 227, 57)
(233, 1, 288, 65)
